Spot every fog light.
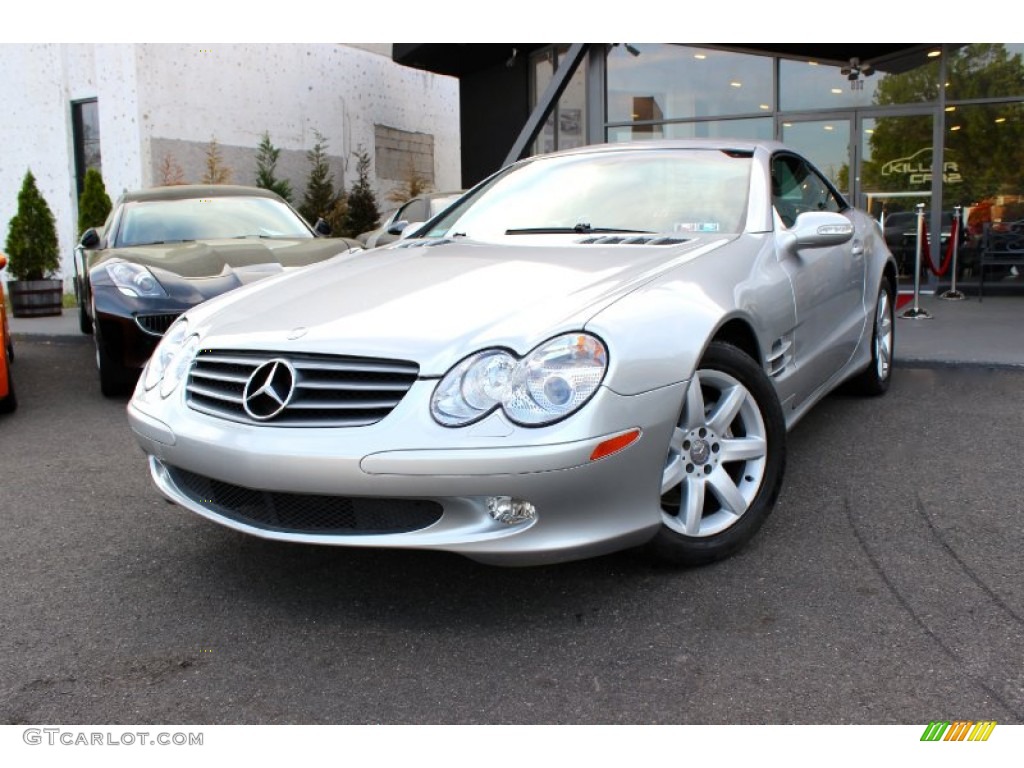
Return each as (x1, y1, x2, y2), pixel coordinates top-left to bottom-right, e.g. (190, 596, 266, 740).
(486, 496, 537, 525)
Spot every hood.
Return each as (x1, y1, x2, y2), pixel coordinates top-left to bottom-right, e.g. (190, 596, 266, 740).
(91, 237, 359, 305)
(190, 235, 733, 375)
(91, 237, 356, 278)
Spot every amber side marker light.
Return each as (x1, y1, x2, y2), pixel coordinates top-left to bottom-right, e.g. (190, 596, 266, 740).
(590, 429, 642, 462)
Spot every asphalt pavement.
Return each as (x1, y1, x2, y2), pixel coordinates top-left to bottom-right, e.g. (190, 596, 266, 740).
(1, 295, 1023, 726)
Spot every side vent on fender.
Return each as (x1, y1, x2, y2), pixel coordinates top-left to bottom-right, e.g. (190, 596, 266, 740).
(767, 337, 793, 378)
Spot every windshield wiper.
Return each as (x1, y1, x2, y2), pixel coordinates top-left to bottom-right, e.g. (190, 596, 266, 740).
(505, 225, 654, 235)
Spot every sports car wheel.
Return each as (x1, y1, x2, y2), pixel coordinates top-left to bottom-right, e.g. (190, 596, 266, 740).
(848, 281, 894, 396)
(93, 313, 133, 398)
(647, 342, 785, 566)
(78, 296, 93, 335)
(0, 349, 16, 415)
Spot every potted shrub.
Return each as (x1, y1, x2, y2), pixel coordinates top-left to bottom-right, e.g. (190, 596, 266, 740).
(5, 170, 63, 317)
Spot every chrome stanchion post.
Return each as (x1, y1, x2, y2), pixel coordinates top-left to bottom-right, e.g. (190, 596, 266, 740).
(940, 205, 966, 300)
(902, 202, 933, 319)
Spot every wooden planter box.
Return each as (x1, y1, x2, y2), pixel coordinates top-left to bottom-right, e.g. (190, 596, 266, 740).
(9, 279, 63, 317)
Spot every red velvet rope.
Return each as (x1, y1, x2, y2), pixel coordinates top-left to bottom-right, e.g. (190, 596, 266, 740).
(918, 212, 959, 277)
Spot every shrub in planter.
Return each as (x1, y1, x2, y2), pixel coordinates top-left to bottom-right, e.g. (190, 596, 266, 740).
(5, 170, 63, 317)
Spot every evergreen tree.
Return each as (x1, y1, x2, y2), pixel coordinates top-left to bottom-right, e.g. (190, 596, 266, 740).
(340, 149, 381, 238)
(202, 137, 232, 184)
(299, 130, 340, 226)
(78, 168, 112, 236)
(158, 152, 187, 186)
(5, 170, 61, 281)
(255, 131, 292, 202)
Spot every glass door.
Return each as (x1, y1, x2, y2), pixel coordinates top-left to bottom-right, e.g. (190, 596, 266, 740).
(857, 113, 935, 281)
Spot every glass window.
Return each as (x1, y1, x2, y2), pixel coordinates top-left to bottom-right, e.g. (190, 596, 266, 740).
(115, 196, 313, 247)
(607, 117, 773, 144)
(942, 102, 1024, 246)
(607, 45, 773, 123)
(428, 149, 754, 240)
(780, 56, 939, 111)
(531, 46, 588, 156)
(946, 44, 1024, 101)
(771, 155, 841, 227)
(71, 99, 101, 197)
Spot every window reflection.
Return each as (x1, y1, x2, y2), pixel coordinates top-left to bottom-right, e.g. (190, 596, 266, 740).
(607, 44, 773, 123)
(946, 44, 1024, 101)
(607, 118, 772, 143)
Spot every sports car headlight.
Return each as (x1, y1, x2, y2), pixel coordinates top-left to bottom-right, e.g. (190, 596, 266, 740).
(431, 333, 608, 427)
(105, 262, 168, 298)
(142, 319, 198, 397)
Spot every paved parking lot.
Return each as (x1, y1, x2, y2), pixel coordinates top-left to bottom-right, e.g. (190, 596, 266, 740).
(1, 333, 1022, 724)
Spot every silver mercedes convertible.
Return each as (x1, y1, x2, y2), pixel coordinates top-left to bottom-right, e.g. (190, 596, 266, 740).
(128, 140, 897, 566)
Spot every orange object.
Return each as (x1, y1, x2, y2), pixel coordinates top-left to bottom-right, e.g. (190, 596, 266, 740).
(589, 429, 641, 462)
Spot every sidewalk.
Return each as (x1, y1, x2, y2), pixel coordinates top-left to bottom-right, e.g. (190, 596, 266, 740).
(8, 293, 1024, 369)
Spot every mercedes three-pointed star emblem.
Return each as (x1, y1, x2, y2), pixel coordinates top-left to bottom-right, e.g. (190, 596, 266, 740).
(242, 359, 296, 421)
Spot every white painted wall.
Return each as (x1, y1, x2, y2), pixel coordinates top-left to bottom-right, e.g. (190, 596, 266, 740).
(0, 43, 460, 288)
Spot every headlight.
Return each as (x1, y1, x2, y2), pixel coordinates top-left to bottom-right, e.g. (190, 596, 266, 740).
(105, 262, 168, 297)
(142, 319, 198, 397)
(431, 333, 608, 427)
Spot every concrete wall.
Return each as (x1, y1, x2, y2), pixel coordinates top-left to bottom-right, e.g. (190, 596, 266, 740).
(0, 43, 460, 288)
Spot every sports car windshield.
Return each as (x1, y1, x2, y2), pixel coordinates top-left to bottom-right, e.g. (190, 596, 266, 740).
(425, 149, 753, 240)
(114, 197, 313, 247)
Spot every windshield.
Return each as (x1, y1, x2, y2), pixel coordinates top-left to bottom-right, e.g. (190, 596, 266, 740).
(115, 196, 313, 247)
(425, 149, 752, 240)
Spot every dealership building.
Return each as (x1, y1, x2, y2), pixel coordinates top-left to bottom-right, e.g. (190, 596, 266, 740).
(3, 42, 1022, 291)
(396, 43, 1024, 286)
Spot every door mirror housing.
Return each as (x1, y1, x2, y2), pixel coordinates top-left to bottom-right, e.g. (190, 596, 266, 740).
(783, 211, 854, 251)
(80, 228, 101, 249)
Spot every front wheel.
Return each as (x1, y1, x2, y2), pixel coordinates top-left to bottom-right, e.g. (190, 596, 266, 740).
(0, 346, 16, 414)
(93, 313, 133, 398)
(646, 342, 786, 566)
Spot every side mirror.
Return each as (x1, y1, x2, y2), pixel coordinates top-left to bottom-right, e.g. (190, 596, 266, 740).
(386, 220, 409, 237)
(313, 218, 332, 237)
(80, 228, 101, 249)
(786, 211, 854, 250)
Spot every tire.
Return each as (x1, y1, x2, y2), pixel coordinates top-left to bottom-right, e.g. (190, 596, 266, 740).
(93, 315, 133, 398)
(79, 295, 93, 335)
(646, 341, 786, 566)
(848, 281, 894, 396)
(0, 348, 16, 414)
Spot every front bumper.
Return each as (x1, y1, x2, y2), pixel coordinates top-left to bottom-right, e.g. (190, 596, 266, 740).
(128, 379, 687, 565)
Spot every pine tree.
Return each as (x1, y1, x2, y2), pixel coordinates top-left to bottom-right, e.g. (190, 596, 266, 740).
(340, 149, 381, 238)
(202, 137, 232, 184)
(78, 168, 112, 236)
(299, 130, 340, 226)
(5, 170, 61, 281)
(255, 131, 292, 202)
(158, 152, 187, 186)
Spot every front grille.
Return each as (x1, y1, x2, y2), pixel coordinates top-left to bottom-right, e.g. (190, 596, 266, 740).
(167, 465, 442, 535)
(186, 349, 419, 427)
(135, 312, 183, 336)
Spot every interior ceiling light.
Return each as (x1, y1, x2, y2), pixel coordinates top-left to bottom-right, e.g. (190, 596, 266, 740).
(928, 49, 942, 58)
(730, 81, 742, 88)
